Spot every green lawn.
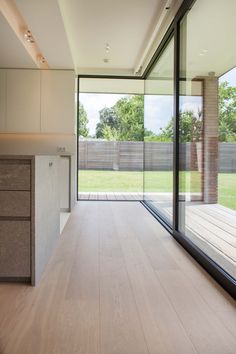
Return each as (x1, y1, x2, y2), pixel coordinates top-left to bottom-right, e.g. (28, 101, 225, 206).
(218, 173, 236, 211)
(79, 170, 143, 192)
(78, 170, 236, 210)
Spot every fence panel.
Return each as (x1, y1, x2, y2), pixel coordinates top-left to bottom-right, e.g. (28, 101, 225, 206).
(78, 141, 236, 172)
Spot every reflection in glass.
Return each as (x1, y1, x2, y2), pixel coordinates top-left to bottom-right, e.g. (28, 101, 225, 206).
(179, 0, 236, 279)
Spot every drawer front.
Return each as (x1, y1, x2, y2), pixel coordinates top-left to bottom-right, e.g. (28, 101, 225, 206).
(0, 191, 30, 217)
(0, 161, 31, 190)
(0, 221, 31, 277)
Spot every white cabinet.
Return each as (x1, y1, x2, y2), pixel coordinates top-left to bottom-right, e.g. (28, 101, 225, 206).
(41, 70, 75, 134)
(0, 70, 6, 131)
(6, 70, 41, 132)
(0, 69, 75, 134)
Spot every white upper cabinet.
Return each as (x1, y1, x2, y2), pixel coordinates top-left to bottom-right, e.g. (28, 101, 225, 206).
(6, 70, 41, 133)
(0, 70, 6, 131)
(41, 70, 75, 134)
(0, 69, 75, 134)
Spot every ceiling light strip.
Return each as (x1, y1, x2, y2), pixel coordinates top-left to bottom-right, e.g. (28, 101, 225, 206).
(0, 0, 49, 69)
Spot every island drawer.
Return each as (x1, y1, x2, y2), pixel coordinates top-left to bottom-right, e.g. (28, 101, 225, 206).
(0, 191, 31, 217)
(0, 160, 31, 191)
(0, 221, 31, 277)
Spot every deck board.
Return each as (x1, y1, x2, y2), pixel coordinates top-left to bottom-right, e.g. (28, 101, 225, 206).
(78, 192, 143, 201)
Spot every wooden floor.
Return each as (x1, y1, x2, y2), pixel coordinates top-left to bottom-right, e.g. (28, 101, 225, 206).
(145, 193, 236, 278)
(79, 192, 143, 200)
(0, 202, 236, 354)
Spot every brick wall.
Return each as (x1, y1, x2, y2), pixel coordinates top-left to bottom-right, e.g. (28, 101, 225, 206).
(202, 76, 219, 203)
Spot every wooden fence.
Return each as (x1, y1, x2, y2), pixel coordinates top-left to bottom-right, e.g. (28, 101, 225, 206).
(78, 141, 236, 172)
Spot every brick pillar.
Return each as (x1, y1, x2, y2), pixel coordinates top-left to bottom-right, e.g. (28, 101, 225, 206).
(190, 80, 204, 202)
(190, 142, 198, 171)
(203, 76, 219, 204)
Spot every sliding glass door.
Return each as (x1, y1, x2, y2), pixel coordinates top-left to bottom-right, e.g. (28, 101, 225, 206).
(144, 0, 236, 295)
(178, 0, 236, 279)
(144, 37, 174, 225)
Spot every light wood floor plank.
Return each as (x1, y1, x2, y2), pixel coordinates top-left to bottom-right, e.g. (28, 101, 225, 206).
(156, 269, 236, 354)
(112, 204, 198, 354)
(97, 203, 149, 354)
(162, 237, 236, 339)
(112, 203, 236, 350)
(0, 201, 235, 354)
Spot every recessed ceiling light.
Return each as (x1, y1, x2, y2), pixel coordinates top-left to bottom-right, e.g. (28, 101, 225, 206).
(23, 29, 35, 43)
(165, 0, 171, 9)
(37, 55, 46, 64)
(105, 43, 110, 53)
(208, 71, 215, 77)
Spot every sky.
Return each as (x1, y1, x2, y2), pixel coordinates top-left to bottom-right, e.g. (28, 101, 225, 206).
(219, 67, 236, 86)
(79, 93, 127, 136)
(80, 92, 202, 136)
(79, 67, 236, 136)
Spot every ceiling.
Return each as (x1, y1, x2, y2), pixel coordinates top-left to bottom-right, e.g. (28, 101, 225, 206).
(0, 12, 36, 68)
(15, 0, 74, 70)
(147, 0, 236, 81)
(1, 0, 235, 79)
(183, 0, 236, 79)
(58, 0, 167, 75)
(0, 0, 181, 76)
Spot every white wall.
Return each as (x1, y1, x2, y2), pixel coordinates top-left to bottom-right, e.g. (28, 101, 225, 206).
(80, 78, 144, 94)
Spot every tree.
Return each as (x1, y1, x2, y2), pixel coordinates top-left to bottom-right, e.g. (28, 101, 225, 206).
(96, 107, 118, 139)
(219, 81, 236, 142)
(101, 125, 119, 141)
(159, 82, 236, 143)
(159, 110, 203, 143)
(144, 129, 160, 141)
(95, 95, 144, 141)
(115, 95, 144, 141)
(78, 102, 89, 137)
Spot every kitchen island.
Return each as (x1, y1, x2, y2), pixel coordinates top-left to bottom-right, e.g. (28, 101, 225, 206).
(0, 155, 60, 285)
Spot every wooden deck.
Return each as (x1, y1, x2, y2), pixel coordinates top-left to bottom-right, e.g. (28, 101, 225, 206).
(79, 192, 143, 201)
(185, 203, 236, 278)
(0, 202, 235, 354)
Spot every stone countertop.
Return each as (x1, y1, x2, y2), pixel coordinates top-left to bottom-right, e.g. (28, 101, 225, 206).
(0, 154, 73, 159)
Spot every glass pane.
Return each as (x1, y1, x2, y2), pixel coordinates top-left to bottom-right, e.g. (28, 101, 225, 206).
(179, 0, 236, 279)
(78, 81, 144, 201)
(144, 37, 174, 225)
